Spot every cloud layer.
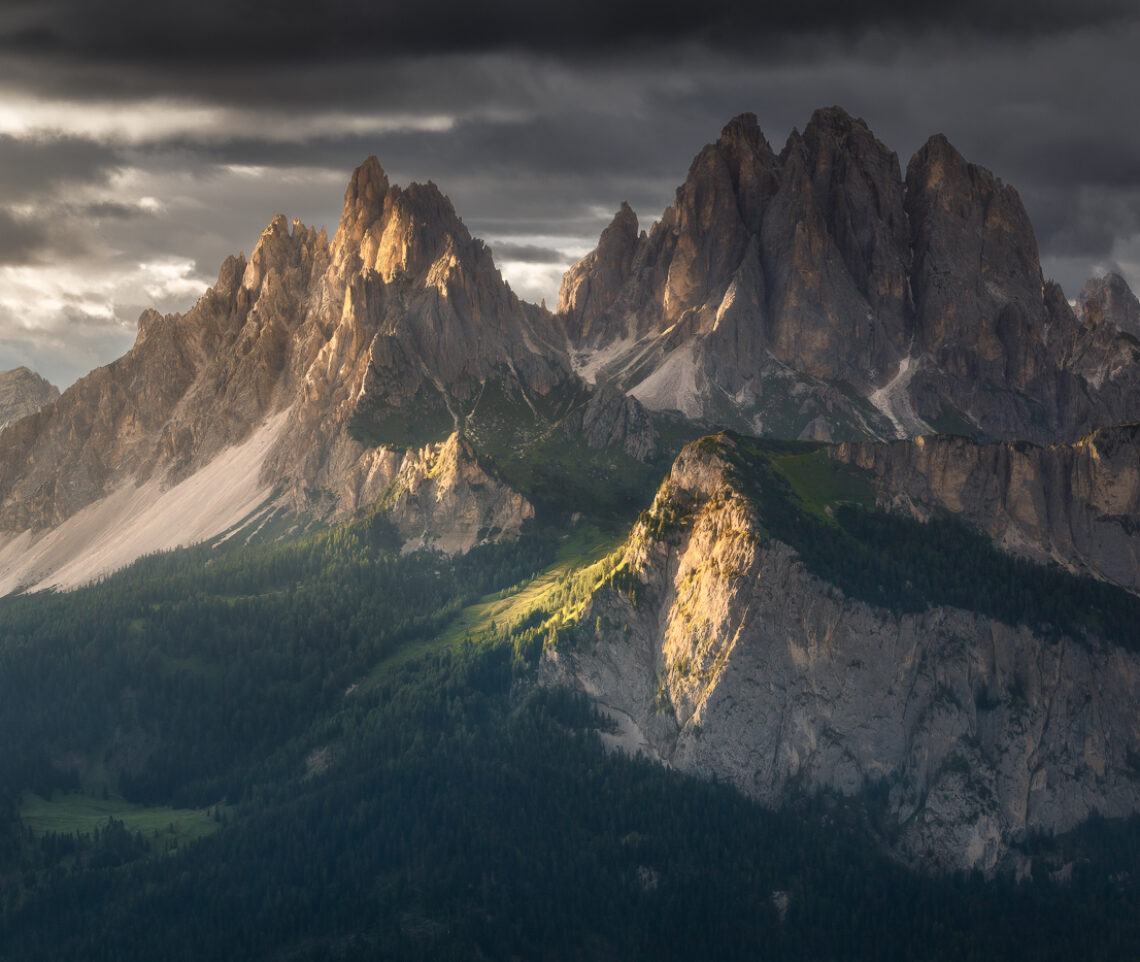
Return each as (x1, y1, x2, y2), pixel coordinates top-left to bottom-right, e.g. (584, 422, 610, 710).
(0, 2, 1137, 386)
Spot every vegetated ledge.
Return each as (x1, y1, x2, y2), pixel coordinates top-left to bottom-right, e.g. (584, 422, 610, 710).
(677, 432, 1140, 650)
(829, 421, 1140, 595)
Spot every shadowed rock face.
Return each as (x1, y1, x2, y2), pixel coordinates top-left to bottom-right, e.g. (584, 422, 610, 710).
(557, 201, 641, 343)
(1078, 272, 1140, 339)
(559, 108, 1140, 443)
(831, 424, 1140, 594)
(544, 435, 1140, 874)
(0, 368, 58, 431)
(0, 158, 571, 536)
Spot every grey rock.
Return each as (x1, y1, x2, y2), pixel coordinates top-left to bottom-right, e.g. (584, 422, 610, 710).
(559, 109, 1140, 444)
(832, 424, 1140, 593)
(1077, 272, 1140, 339)
(543, 436, 1140, 874)
(0, 367, 58, 431)
(561, 386, 658, 461)
(383, 433, 534, 554)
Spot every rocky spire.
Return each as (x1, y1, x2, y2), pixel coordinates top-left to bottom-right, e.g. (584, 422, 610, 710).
(556, 201, 641, 341)
(1078, 272, 1140, 338)
(333, 155, 390, 267)
(0, 367, 59, 431)
(559, 108, 1140, 442)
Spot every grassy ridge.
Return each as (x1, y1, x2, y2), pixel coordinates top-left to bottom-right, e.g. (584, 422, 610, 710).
(361, 524, 620, 684)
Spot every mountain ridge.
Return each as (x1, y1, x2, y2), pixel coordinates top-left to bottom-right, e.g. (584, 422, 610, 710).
(0, 108, 1139, 896)
(542, 431, 1140, 873)
(0, 156, 583, 589)
(0, 109, 1137, 605)
(559, 107, 1140, 444)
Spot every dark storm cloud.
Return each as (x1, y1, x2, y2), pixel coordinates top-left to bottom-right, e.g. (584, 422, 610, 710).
(0, 135, 119, 201)
(1, 0, 1134, 64)
(0, 209, 51, 265)
(0, 207, 94, 266)
(74, 201, 147, 220)
(487, 242, 567, 264)
(1013, 139, 1140, 190)
(172, 109, 698, 186)
(1024, 185, 1140, 259)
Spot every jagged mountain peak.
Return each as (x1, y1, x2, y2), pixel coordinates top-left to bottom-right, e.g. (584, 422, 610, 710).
(905, 130, 1036, 250)
(561, 106, 1140, 443)
(243, 213, 328, 296)
(556, 201, 642, 335)
(716, 111, 770, 153)
(338, 154, 390, 239)
(781, 106, 887, 165)
(801, 106, 903, 191)
(0, 154, 574, 592)
(805, 104, 868, 133)
(1078, 271, 1140, 338)
(908, 130, 960, 170)
(334, 160, 479, 286)
(610, 199, 638, 231)
(0, 367, 59, 432)
(370, 180, 474, 284)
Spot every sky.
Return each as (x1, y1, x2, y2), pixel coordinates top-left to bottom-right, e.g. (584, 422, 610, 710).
(0, 0, 1138, 387)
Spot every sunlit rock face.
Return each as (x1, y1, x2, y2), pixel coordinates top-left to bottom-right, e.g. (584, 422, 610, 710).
(559, 108, 1140, 443)
(0, 157, 568, 588)
(383, 433, 534, 555)
(544, 435, 1140, 875)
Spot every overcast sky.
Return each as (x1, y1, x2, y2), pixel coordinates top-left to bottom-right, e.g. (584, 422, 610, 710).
(1, 0, 1138, 387)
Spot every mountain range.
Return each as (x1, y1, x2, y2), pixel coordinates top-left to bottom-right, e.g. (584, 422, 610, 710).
(2, 106, 1140, 883)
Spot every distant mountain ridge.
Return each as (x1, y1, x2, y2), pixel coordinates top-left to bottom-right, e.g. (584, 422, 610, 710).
(558, 108, 1140, 443)
(0, 109, 1137, 594)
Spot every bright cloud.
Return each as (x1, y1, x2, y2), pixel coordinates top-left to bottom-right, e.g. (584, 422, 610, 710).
(0, 93, 456, 146)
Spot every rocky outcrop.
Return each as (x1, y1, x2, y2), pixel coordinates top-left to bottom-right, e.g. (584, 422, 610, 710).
(560, 386, 659, 461)
(832, 425, 1140, 593)
(558, 110, 897, 439)
(557, 201, 641, 345)
(542, 435, 1140, 873)
(0, 368, 58, 430)
(381, 433, 534, 554)
(1078, 272, 1140, 339)
(0, 157, 566, 587)
(559, 109, 1140, 443)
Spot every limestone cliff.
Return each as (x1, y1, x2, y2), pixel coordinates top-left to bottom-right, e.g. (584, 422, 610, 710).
(1078, 272, 1140, 339)
(0, 158, 563, 588)
(831, 425, 1140, 593)
(559, 109, 1140, 443)
(0, 367, 58, 430)
(381, 433, 534, 554)
(543, 435, 1140, 873)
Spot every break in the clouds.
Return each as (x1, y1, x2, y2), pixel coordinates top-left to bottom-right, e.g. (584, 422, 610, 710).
(0, 0, 1137, 385)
